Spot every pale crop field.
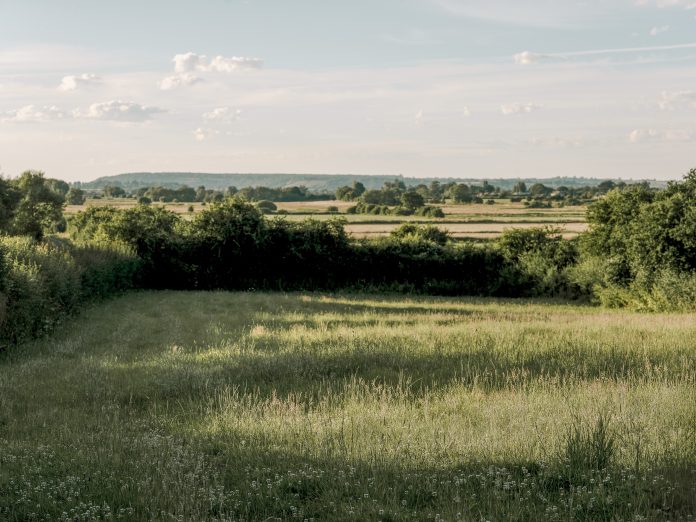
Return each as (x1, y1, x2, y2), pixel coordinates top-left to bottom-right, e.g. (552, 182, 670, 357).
(66, 198, 588, 239)
(1, 292, 694, 521)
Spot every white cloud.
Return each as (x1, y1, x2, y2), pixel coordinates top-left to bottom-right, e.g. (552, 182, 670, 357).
(629, 128, 693, 142)
(658, 90, 696, 109)
(75, 100, 165, 122)
(193, 127, 218, 142)
(514, 51, 557, 65)
(162, 52, 262, 90)
(0, 105, 65, 123)
(159, 73, 202, 90)
(172, 52, 262, 73)
(513, 42, 696, 65)
(207, 55, 263, 72)
(649, 25, 670, 36)
(2, 104, 65, 123)
(202, 106, 241, 123)
(173, 52, 205, 73)
(58, 73, 101, 91)
(500, 102, 542, 115)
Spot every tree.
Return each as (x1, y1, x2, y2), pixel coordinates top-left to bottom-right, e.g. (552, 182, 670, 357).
(513, 181, 527, 194)
(10, 171, 65, 239)
(103, 185, 126, 198)
(46, 178, 70, 196)
(400, 191, 425, 209)
(335, 186, 354, 201)
(66, 188, 86, 205)
(450, 183, 472, 203)
(352, 181, 366, 198)
(530, 183, 551, 197)
(0, 178, 21, 233)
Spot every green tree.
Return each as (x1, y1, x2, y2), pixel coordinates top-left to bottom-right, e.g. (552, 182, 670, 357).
(103, 185, 126, 198)
(513, 181, 527, 194)
(10, 171, 65, 239)
(400, 191, 425, 209)
(450, 183, 472, 203)
(66, 187, 86, 205)
(46, 178, 70, 196)
(0, 178, 21, 232)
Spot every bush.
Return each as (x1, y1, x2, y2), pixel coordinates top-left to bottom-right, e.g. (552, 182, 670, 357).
(390, 223, 450, 245)
(256, 200, 277, 213)
(498, 227, 581, 297)
(327, 206, 339, 213)
(0, 236, 140, 345)
(414, 206, 445, 218)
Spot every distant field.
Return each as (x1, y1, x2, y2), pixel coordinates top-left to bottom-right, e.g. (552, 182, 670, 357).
(1, 292, 694, 520)
(66, 198, 588, 239)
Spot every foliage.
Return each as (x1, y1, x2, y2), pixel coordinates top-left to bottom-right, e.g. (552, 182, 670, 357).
(9, 171, 66, 239)
(498, 227, 579, 297)
(0, 236, 140, 345)
(581, 170, 696, 308)
(389, 223, 450, 245)
(65, 187, 86, 205)
(256, 200, 278, 213)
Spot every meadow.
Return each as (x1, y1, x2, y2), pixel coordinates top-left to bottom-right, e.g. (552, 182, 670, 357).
(1, 292, 694, 521)
(65, 198, 588, 240)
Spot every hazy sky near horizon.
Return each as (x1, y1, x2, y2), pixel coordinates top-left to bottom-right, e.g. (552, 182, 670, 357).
(1, 0, 695, 182)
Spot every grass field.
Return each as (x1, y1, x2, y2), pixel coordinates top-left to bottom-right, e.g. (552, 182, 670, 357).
(1, 292, 694, 520)
(65, 198, 588, 239)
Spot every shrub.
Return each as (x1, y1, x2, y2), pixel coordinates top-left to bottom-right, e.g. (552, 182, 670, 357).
(414, 206, 445, 218)
(390, 223, 450, 246)
(256, 200, 277, 213)
(0, 236, 140, 345)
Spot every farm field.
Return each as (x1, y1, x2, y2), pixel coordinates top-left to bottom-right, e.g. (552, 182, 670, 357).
(1, 292, 694, 521)
(65, 198, 588, 239)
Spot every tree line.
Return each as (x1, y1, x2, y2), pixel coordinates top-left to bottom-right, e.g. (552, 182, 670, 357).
(1, 168, 695, 347)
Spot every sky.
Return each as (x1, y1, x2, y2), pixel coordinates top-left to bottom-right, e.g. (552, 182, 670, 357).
(1, 0, 695, 182)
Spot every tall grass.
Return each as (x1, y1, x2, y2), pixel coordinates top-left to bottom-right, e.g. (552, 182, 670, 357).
(1, 292, 694, 520)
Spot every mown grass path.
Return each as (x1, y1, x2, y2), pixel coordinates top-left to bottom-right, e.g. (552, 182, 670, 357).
(1, 292, 695, 520)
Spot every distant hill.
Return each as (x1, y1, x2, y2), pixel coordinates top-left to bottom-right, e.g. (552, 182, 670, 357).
(77, 172, 667, 192)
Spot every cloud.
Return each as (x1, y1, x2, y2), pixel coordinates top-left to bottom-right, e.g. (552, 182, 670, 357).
(2, 104, 65, 122)
(658, 90, 696, 110)
(58, 73, 101, 91)
(629, 128, 693, 143)
(202, 106, 241, 123)
(159, 73, 202, 90)
(162, 52, 262, 90)
(75, 100, 165, 122)
(513, 42, 696, 65)
(207, 55, 263, 72)
(514, 51, 558, 65)
(649, 25, 670, 36)
(193, 127, 218, 142)
(635, 0, 696, 9)
(500, 102, 542, 115)
(172, 52, 263, 73)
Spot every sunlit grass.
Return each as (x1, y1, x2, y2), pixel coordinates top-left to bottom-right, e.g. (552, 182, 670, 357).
(1, 292, 694, 520)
